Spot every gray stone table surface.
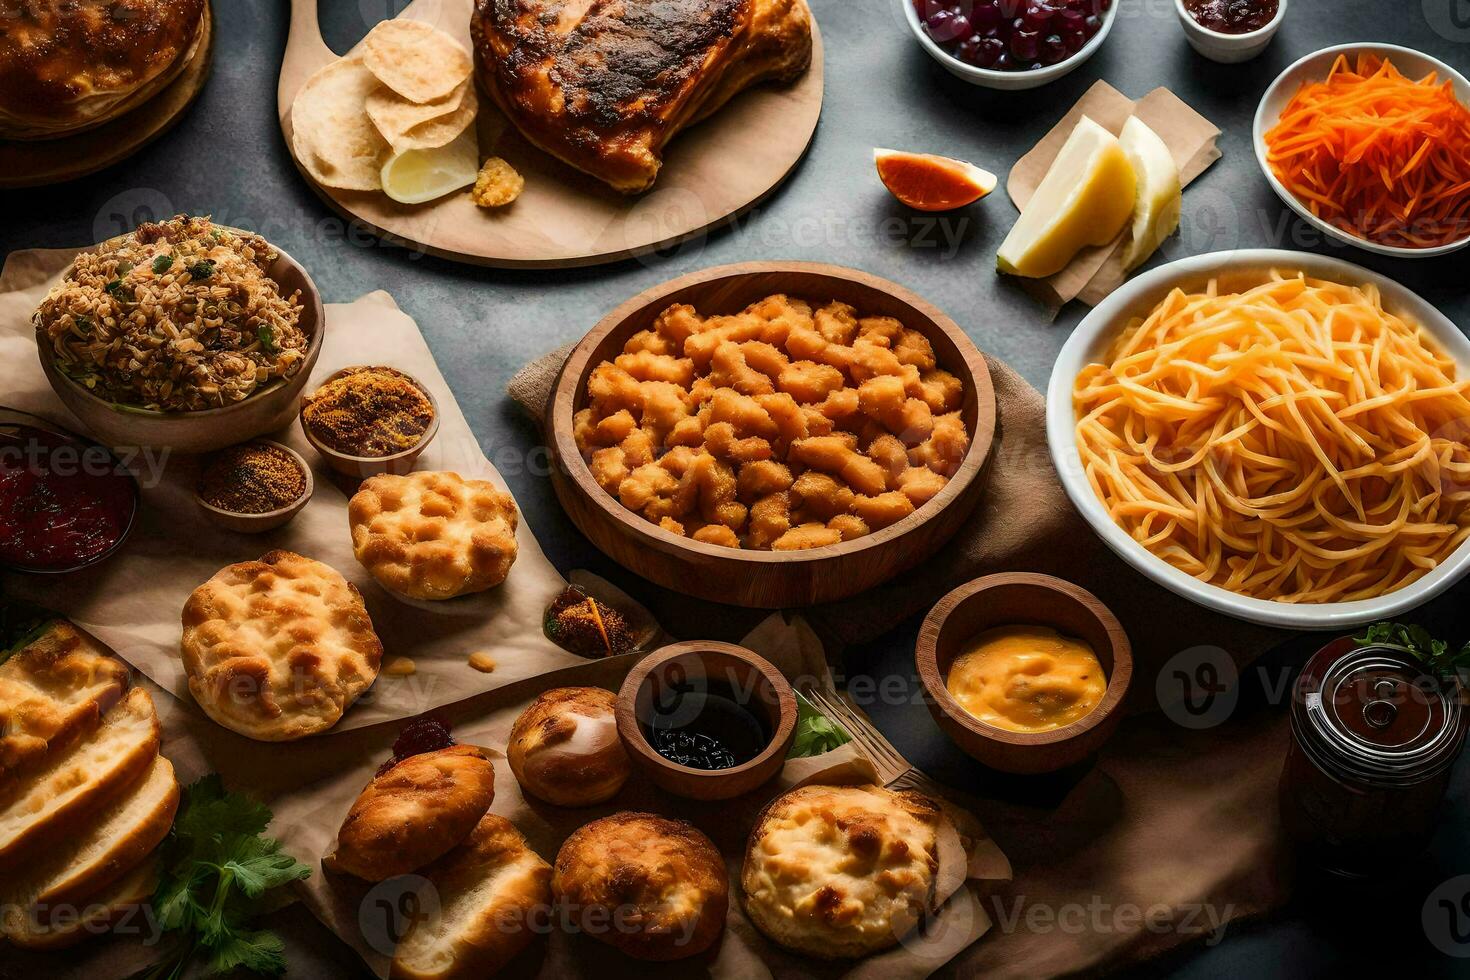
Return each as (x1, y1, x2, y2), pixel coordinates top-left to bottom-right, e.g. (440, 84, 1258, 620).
(3, 0, 1469, 976)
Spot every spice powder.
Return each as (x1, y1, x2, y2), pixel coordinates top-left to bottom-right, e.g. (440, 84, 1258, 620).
(198, 443, 306, 514)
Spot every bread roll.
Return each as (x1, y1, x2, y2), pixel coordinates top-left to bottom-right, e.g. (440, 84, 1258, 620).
(507, 687, 629, 807)
(0, 754, 176, 937)
(4, 852, 159, 951)
(0, 686, 159, 870)
(390, 813, 552, 980)
(0, 619, 131, 792)
(327, 745, 497, 882)
(552, 812, 727, 961)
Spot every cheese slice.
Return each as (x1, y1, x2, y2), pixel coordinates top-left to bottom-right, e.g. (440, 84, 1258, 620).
(1119, 116, 1182, 271)
(997, 116, 1137, 278)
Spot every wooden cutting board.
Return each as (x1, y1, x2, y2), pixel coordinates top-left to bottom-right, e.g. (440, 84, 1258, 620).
(277, 0, 825, 269)
(0, 3, 214, 190)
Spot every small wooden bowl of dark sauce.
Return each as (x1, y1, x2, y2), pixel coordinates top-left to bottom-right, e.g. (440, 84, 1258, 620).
(616, 641, 798, 801)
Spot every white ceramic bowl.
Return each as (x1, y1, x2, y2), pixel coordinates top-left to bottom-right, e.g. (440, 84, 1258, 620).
(1175, 0, 1286, 64)
(1254, 43, 1470, 259)
(902, 0, 1119, 91)
(1046, 249, 1470, 630)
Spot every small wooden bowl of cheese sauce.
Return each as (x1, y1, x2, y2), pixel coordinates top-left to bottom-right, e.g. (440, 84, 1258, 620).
(916, 573, 1132, 774)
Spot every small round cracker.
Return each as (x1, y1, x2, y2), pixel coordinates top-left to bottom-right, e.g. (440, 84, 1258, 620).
(362, 19, 472, 104)
(291, 57, 389, 191)
(366, 78, 469, 146)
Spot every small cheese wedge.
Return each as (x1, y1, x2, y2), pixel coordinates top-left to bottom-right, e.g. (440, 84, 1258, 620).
(1119, 116, 1182, 271)
(996, 116, 1137, 278)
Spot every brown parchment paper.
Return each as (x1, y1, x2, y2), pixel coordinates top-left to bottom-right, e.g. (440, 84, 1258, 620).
(1005, 82, 1223, 313)
(265, 613, 1011, 980)
(0, 248, 585, 734)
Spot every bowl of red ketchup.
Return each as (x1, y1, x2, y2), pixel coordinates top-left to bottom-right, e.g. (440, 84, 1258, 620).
(0, 408, 139, 574)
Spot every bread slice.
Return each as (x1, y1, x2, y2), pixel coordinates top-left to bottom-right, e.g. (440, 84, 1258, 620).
(0, 686, 160, 870)
(0, 753, 177, 935)
(4, 851, 159, 951)
(390, 813, 552, 980)
(0, 620, 131, 791)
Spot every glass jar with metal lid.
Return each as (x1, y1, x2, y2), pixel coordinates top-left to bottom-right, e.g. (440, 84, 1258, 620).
(1279, 637, 1466, 878)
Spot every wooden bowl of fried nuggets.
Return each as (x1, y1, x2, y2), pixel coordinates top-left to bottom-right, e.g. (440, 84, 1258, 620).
(548, 262, 996, 608)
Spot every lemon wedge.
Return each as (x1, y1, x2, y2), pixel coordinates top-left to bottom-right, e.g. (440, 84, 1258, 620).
(381, 129, 479, 205)
(996, 116, 1136, 279)
(1118, 117, 1182, 271)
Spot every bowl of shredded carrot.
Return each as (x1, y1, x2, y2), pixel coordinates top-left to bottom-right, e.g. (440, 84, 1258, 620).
(1048, 249, 1470, 630)
(1254, 44, 1470, 256)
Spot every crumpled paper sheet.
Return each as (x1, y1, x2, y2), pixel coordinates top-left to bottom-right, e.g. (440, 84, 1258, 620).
(265, 613, 1010, 980)
(0, 248, 583, 734)
(1005, 81, 1223, 314)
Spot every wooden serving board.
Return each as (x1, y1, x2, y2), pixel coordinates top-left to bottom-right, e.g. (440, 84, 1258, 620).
(277, 0, 825, 269)
(0, 3, 214, 190)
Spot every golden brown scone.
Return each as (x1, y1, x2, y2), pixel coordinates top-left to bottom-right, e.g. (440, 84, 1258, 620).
(180, 550, 383, 741)
(326, 745, 497, 882)
(741, 784, 947, 959)
(507, 688, 629, 808)
(553, 812, 727, 961)
(0, 0, 207, 139)
(349, 471, 519, 601)
(391, 813, 552, 980)
(0, 619, 131, 792)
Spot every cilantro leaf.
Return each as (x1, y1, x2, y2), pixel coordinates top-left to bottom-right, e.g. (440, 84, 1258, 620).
(151, 253, 174, 274)
(220, 835, 312, 898)
(139, 775, 310, 980)
(187, 259, 216, 281)
(256, 325, 277, 353)
(788, 691, 851, 758)
(1355, 621, 1470, 683)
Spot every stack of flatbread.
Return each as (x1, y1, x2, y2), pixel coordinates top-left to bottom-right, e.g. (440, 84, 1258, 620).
(0, 621, 179, 950)
(291, 19, 479, 193)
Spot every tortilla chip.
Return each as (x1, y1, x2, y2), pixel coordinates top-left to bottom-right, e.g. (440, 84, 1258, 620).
(366, 78, 469, 146)
(291, 57, 389, 191)
(362, 19, 472, 104)
(391, 86, 479, 152)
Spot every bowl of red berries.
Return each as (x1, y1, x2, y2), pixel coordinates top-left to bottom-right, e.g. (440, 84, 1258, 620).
(905, 0, 1119, 90)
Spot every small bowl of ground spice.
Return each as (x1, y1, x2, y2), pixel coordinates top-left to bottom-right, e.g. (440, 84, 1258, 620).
(195, 440, 313, 533)
(299, 366, 439, 478)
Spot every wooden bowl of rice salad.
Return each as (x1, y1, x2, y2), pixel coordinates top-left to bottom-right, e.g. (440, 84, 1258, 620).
(34, 215, 324, 453)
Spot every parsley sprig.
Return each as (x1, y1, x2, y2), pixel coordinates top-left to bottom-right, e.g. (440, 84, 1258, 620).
(135, 775, 310, 980)
(1355, 622, 1470, 684)
(788, 691, 852, 758)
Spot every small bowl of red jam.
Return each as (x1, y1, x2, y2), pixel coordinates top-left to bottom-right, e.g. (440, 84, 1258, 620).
(1176, 0, 1286, 63)
(615, 641, 798, 801)
(0, 408, 139, 574)
(905, 0, 1119, 91)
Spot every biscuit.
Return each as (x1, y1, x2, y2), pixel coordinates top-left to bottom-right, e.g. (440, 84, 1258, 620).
(349, 471, 519, 600)
(180, 550, 383, 741)
(327, 744, 497, 882)
(391, 813, 552, 980)
(740, 783, 946, 959)
(552, 812, 727, 961)
(507, 688, 629, 807)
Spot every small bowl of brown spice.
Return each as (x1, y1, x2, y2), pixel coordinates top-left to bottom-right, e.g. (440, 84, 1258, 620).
(195, 440, 313, 533)
(299, 366, 439, 478)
